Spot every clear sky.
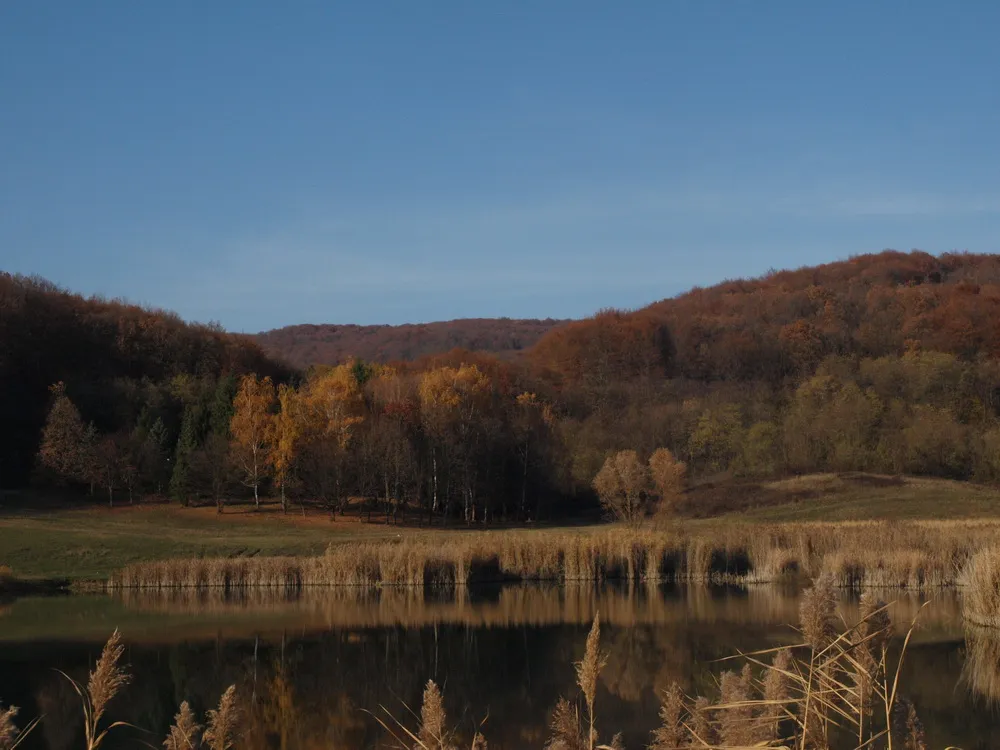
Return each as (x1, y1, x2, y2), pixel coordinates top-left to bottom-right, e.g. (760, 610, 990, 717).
(2, 2, 999, 332)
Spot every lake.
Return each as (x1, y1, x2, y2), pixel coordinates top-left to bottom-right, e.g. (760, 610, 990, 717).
(0, 584, 995, 749)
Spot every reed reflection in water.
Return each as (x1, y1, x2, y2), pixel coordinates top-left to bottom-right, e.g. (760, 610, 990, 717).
(110, 583, 963, 634)
(0, 584, 994, 749)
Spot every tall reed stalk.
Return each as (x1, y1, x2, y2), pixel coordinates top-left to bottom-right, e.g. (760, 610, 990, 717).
(0, 705, 38, 750)
(57, 629, 131, 750)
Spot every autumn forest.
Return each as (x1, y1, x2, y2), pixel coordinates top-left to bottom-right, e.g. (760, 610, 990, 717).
(6, 249, 1000, 522)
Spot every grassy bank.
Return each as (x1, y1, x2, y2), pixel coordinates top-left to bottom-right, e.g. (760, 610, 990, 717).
(108, 520, 1000, 591)
(4, 473, 1000, 581)
(0, 504, 425, 580)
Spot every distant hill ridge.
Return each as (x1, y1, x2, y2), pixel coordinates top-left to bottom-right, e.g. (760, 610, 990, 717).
(258, 251, 1000, 371)
(254, 318, 570, 368)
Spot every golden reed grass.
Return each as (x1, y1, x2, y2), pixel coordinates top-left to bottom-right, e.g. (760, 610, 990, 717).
(109, 520, 1000, 592)
(56, 629, 132, 750)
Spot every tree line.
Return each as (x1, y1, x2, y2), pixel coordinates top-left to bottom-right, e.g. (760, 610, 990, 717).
(36, 345, 1000, 521)
(37, 361, 560, 521)
(13, 251, 1000, 521)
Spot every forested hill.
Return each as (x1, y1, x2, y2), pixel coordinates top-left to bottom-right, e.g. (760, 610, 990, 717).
(529, 250, 1000, 385)
(11, 251, 1000, 522)
(0, 274, 294, 487)
(254, 318, 569, 368)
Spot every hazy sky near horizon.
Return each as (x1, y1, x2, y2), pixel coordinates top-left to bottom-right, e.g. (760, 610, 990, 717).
(3, 2, 1000, 332)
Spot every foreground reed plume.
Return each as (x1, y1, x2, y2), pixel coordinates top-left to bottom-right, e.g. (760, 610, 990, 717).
(0, 707, 17, 750)
(648, 683, 685, 750)
(164, 701, 202, 750)
(0, 705, 36, 750)
(892, 698, 928, 750)
(717, 665, 754, 747)
(368, 677, 488, 750)
(799, 574, 838, 650)
(203, 686, 240, 750)
(575, 612, 607, 749)
(545, 698, 585, 750)
(417, 680, 454, 750)
(687, 695, 719, 747)
(544, 613, 622, 750)
(636, 582, 928, 750)
(59, 629, 131, 750)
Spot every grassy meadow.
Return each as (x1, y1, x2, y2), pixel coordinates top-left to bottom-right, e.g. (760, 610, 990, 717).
(0, 504, 414, 580)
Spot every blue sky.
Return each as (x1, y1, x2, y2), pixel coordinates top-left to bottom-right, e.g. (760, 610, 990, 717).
(2, 2, 999, 332)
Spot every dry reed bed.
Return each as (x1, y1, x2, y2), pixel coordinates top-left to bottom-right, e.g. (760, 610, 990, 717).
(108, 521, 1000, 592)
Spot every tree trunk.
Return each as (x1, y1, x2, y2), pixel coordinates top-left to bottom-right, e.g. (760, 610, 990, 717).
(520, 445, 529, 521)
(254, 482, 259, 510)
(281, 483, 287, 514)
(431, 454, 439, 514)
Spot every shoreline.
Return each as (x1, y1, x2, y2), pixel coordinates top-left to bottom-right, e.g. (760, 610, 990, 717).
(105, 522, 998, 593)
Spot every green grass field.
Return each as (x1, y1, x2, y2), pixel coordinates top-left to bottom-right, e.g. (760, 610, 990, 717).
(3, 473, 1000, 580)
(0, 505, 428, 580)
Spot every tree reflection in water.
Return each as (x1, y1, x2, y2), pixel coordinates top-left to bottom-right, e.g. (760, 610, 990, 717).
(0, 585, 995, 749)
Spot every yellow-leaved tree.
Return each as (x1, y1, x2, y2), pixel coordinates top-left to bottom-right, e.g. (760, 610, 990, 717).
(299, 364, 366, 514)
(230, 374, 275, 509)
(418, 364, 492, 522)
(271, 384, 303, 513)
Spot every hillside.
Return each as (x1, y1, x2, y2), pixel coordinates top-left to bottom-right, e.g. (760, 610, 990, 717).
(0, 273, 294, 487)
(530, 250, 1000, 385)
(523, 250, 1000, 500)
(254, 318, 568, 368)
(10, 250, 1000, 525)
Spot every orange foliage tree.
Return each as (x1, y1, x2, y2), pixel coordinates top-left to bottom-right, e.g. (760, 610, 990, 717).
(593, 450, 649, 526)
(648, 447, 687, 517)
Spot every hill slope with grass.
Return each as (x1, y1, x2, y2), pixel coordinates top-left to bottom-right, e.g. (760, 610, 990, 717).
(704, 473, 1000, 522)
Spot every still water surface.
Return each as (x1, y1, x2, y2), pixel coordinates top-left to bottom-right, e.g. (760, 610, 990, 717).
(0, 584, 996, 749)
